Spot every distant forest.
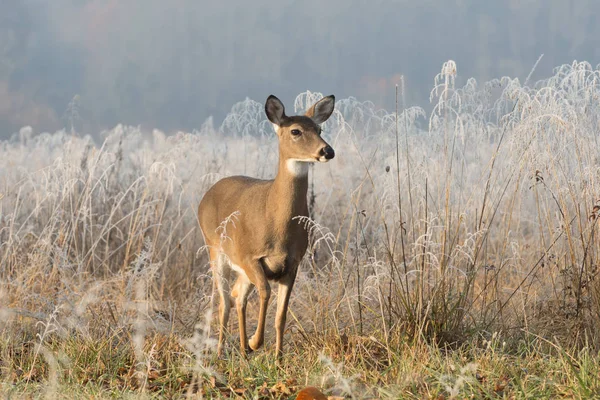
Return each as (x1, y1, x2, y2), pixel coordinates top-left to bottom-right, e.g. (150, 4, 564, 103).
(1, 0, 599, 136)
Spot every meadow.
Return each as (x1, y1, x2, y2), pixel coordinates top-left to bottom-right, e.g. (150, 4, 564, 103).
(1, 60, 600, 398)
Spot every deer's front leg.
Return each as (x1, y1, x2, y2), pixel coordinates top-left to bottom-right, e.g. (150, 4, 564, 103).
(275, 266, 297, 360)
(245, 261, 271, 351)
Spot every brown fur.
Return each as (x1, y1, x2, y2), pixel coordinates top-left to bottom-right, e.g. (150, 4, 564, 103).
(198, 94, 335, 359)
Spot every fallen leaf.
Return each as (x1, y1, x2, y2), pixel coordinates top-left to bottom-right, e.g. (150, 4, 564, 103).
(271, 381, 292, 396)
(257, 382, 270, 397)
(286, 377, 298, 387)
(233, 387, 247, 395)
(147, 369, 160, 380)
(296, 387, 328, 400)
(494, 375, 509, 393)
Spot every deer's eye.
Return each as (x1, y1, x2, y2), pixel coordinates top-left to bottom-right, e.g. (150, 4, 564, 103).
(290, 129, 301, 136)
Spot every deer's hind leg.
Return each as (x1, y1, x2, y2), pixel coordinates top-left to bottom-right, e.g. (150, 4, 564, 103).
(210, 248, 233, 356)
(232, 273, 253, 355)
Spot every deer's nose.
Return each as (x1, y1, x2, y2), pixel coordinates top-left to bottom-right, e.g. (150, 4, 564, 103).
(320, 145, 335, 160)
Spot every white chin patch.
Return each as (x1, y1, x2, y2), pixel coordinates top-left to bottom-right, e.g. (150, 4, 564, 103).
(286, 159, 312, 177)
(318, 156, 330, 163)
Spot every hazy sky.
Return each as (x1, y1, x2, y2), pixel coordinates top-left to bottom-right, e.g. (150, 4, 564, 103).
(1, 0, 599, 137)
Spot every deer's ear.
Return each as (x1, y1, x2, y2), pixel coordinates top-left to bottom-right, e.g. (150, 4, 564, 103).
(305, 95, 335, 124)
(265, 95, 286, 131)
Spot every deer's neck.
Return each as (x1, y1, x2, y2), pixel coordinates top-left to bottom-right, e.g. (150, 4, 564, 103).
(269, 159, 310, 225)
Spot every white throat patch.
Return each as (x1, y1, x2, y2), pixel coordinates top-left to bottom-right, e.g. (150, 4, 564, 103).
(286, 159, 311, 177)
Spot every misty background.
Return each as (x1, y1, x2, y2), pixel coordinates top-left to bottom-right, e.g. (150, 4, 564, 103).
(1, 0, 599, 138)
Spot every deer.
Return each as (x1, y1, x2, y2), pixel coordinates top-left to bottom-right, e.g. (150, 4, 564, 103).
(198, 94, 336, 360)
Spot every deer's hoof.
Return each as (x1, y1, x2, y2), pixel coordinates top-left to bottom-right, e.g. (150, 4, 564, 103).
(248, 335, 263, 351)
(240, 344, 253, 358)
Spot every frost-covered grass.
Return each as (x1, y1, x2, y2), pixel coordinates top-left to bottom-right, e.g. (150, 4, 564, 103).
(1, 60, 600, 398)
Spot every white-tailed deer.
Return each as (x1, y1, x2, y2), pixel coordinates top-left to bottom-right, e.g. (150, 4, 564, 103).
(198, 94, 335, 359)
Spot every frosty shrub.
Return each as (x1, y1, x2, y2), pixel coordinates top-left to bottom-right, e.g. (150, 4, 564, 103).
(1, 62, 600, 393)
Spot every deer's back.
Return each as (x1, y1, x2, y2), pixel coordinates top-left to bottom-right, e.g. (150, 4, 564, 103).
(198, 176, 271, 247)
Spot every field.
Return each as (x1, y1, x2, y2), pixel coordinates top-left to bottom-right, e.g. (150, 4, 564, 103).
(1, 60, 600, 398)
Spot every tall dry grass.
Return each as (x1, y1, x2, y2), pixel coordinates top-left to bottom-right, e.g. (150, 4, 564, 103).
(1, 60, 600, 397)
